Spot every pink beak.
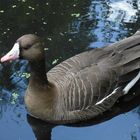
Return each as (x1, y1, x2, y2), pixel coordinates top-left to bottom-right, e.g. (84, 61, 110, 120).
(1, 43, 20, 62)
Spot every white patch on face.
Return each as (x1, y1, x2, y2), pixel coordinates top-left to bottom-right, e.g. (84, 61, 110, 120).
(8, 42, 20, 58)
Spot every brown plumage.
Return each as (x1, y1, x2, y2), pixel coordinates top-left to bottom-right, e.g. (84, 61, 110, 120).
(1, 31, 140, 124)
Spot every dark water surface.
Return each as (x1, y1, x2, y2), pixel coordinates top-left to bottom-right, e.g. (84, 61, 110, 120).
(0, 0, 140, 140)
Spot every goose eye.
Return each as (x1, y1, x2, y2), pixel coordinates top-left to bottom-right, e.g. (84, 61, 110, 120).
(23, 47, 28, 50)
(23, 45, 31, 50)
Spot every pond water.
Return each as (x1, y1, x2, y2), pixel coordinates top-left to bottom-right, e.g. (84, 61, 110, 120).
(0, 0, 140, 140)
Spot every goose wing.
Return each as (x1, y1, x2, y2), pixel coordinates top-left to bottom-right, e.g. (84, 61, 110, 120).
(47, 48, 121, 120)
(47, 32, 140, 122)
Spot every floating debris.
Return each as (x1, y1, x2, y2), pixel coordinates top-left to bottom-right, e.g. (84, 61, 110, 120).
(20, 72, 30, 79)
(0, 10, 4, 13)
(28, 6, 35, 10)
(47, 37, 52, 41)
(26, 12, 30, 15)
(52, 59, 59, 65)
(60, 32, 64, 36)
(12, 5, 17, 8)
(11, 92, 19, 104)
(43, 21, 47, 25)
(44, 48, 49, 51)
(71, 13, 80, 17)
(68, 38, 72, 42)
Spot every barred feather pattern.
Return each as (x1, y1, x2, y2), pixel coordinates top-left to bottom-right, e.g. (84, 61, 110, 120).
(47, 33, 140, 123)
(47, 49, 121, 122)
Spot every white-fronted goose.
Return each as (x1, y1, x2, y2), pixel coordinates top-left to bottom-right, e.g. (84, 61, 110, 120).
(1, 31, 140, 124)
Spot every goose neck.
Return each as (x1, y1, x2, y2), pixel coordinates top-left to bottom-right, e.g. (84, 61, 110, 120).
(29, 60, 48, 84)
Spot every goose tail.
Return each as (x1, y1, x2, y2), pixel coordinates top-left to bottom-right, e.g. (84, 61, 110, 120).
(103, 30, 140, 98)
(106, 30, 140, 75)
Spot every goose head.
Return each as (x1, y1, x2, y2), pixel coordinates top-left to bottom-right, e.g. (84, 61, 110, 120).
(1, 34, 45, 63)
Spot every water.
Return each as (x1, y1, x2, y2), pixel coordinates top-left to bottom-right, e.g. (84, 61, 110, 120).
(0, 0, 140, 140)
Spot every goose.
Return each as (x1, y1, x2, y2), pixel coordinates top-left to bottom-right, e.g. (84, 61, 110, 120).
(1, 31, 140, 124)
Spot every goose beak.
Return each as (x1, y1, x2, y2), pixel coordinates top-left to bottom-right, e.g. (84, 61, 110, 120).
(1, 43, 20, 62)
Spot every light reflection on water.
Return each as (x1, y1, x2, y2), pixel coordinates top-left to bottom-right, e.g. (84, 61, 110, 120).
(0, 0, 140, 140)
(108, 0, 139, 23)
